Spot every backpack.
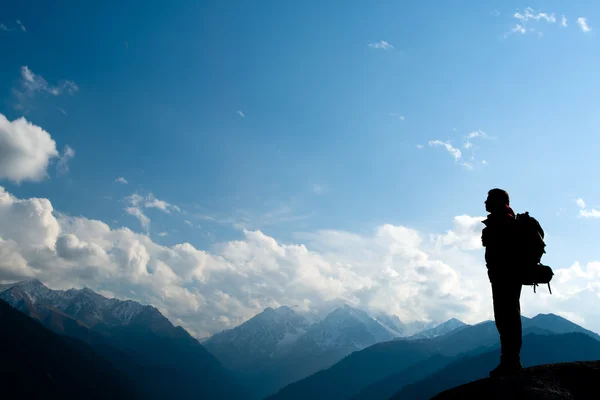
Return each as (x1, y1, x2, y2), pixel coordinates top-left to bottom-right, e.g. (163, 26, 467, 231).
(515, 212, 554, 293)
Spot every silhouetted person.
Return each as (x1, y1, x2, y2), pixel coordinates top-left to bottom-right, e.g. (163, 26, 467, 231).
(482, 188, 523, 377)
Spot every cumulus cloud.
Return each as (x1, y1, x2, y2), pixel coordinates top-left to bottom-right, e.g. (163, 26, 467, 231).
(125, 207, 150, 231)
(576, 198, 586, 209)
(577, 17, 591, 33)
(428, 140, 462, 161)
(56, 145, 75, 175)
(115, 177, 128, 184)
(368, 40, 394, 50)
(0, 113, 59, 183)
(561, 16, 568, 27)
(2, 187, 600, 335)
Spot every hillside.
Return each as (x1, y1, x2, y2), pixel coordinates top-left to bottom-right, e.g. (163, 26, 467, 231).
(0, 280, 250, 400)
(391, 333, 600, 400)
(432, 361, 600, 400)
(0, 299, 134, 399)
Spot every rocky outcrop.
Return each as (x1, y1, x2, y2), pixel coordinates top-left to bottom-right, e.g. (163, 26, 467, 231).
(432, 361, 600, 400)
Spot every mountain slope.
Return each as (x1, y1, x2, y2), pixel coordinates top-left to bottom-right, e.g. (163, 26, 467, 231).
(204, 306, 310, 370)
(0, 299, 134, 399)
(432, 361, 600, 400)
(265, 339, 436, 400)
(391, 332, 600, 400)
(527, 313, 600, 340)
(266, 313, 597, 400)
(350, 354, 453, 400)
(0, 280, 250, 400)
(406, 318, 467, 340)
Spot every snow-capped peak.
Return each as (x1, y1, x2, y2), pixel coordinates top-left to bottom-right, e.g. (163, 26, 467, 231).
(0, 280, 146, 326)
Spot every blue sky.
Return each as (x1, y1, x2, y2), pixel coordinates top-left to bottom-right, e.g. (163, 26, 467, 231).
(1, 1, 600, 335)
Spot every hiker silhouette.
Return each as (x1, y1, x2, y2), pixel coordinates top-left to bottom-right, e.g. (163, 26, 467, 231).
(482, 188, 523, 377)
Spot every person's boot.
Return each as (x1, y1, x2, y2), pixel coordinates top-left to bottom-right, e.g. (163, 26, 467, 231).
(489, 356, 523, 378)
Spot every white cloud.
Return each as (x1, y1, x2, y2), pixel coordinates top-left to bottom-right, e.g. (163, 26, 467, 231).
(389, 112, 405, 121)
(514, 8, 556, 23)
(574, 197, 600, 218)
(158, 232, 168, 237)
(125, 207, 150, 231)
(13, 66, 78, 110)
(20, 66, 78, 96)
(464, 141, 473, 149)
(561, 16, 568, 27)
(368, 40, 394, 50)
(580, 209, 600, 219)
(3, 187, 600, 335)
(428, 140, 462, 161)
(16, 19, 26, 32)
(58, 107, 68, 116)
(577, 17, 591, 33)
(505, 8, 563, 38)
(506, 24, 527, 37)
(481, 160, 488, 165)
(0, 113, 59, 183)
(126, 193, 180, 214)
(56, 145, 75, 175)
(237, 110, 245, 117)
(466, 130, 493, 140)
(416, 144, 424, 149)
(115, 177, 128, 184)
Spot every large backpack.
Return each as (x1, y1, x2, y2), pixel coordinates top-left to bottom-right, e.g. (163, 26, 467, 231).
(515, 212, 554, 293)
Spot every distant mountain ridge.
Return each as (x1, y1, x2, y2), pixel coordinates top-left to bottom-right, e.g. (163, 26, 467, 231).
(204, 302, 465, 399)
(0, 279, 250, 400)
(266, 314, 600, 400)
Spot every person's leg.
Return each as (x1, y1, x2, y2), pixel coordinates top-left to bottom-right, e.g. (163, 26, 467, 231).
(502, 282, 522, 363)
(490, 279, 523, 376)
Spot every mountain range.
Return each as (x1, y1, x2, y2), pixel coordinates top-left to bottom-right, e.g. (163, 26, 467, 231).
(204, 303, 462, 398)
(0, 279, 249, 400)
(265, 313, 600, 400)
(3, 278, 600, 400)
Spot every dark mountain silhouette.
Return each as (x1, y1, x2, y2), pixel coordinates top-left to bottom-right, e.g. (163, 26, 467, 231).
(526, 313, 600, 339)
(0, 280, 250, 400)
(265, 339, 436, 400)
(391, 332, 600, 400)
(431, 360, 600, 400)
(350, 354, 453, 400)
(0, 299, 134, 399)
(265, 313, 597, 400)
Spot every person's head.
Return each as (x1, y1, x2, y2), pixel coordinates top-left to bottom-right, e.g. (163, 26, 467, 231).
(485, 188, 510, 214)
